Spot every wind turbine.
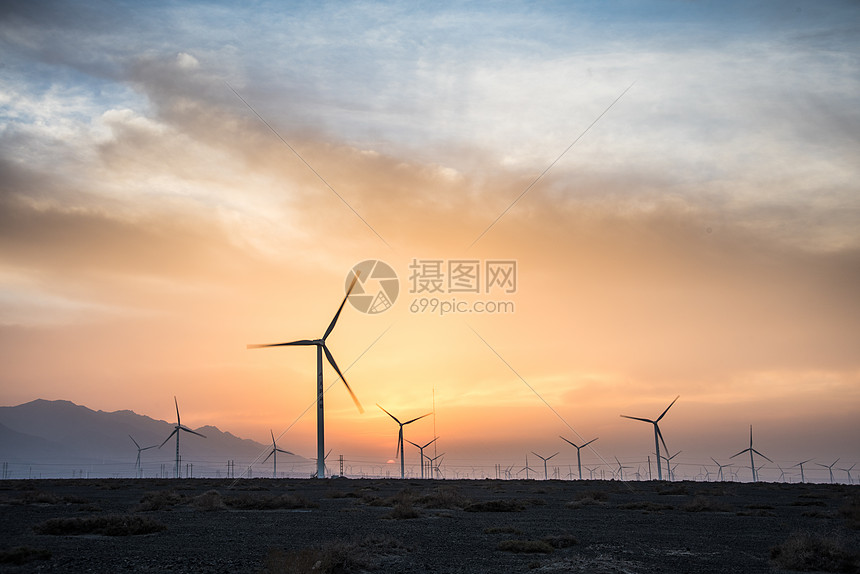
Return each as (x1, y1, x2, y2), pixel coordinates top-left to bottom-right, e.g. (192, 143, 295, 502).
(620, 395, 679, 480)
(559, 435, 598, 480)
(839, 463, 855, 485)
(263, 430, 293, 478)
(793, 459, 813, 483)
(817, 459, 840, 484)
(158, 397, 206, 479)
(660, 450, 682, 482)
(129, 435, 156, 477)
(730, 425, 772, 482)
(531, 451, 558, 480)
(519, 454, 537, 480)
(406, 437, 438, 479)
(614, 456, 632, 481)
(247, 274, 364, 479)
(584, 466, 597, 480)
(378, 405, 431, 479)
(312, 449, 333, 478)
(428, 453, 445, 479)
(711, 458, 730, 482)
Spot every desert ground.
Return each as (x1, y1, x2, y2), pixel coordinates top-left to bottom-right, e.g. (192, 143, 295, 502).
(0, 477, 857, 573)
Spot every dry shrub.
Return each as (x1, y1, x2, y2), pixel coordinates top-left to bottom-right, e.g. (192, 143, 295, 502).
(415, 486, 471, 509)
(769, 532, 859, 572)
(658, 485, 688, 496)
(498, 540, 554, 554)
(385, 501, 420, 520)
(0, 546, 51, 565)
(136, 490, 184, 511)
(225, 493, 317, 510)
(191, 490, 225, 511)
(262, 535, 405, 573)
(567, 491, 608, 508)
(34, 514, 166, 536)
(683, 496, 733, 513)
(464, 499, 526, 512)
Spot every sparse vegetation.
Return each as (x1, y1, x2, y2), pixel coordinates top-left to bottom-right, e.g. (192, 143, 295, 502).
(261, 535, 405, 574)
(658, 485, 688, 496)
(839, 495, 860, 529)
(191, 490, 226, 511)
(566, 490, 608, 508)
(385, 501, 420, 519)
(770, 532, 859, 573)
(34, 514, 166, 536)
(484, 526, 523, 535)
(136, 489, 185, 511)
(0, 546, 51, 565)
(224, 493, 317, 510)
(683, 496, 733, 513)
(542, 534, 578, 548)
(464, 499, 526, 512)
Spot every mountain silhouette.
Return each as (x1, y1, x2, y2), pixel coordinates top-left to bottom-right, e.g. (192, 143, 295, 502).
(0, 399, 311, 478)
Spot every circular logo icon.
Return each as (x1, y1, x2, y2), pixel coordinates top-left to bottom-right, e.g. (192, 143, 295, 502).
(346, 260, 399, 314)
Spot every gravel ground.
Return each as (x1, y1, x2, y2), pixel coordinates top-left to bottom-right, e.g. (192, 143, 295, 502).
(0, 478, 857, 573)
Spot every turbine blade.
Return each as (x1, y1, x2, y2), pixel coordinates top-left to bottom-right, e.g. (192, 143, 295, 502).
(247, 340, 317, 349)
(559, 436, 577, 448)
(396, 431, 402, 458)
(263, 450, 274, 463)
(655, 424, 669, 452)
(174, 396, 180, 426)
(656, 395, 680, 422)
(159, 429, 178, 448)
(376, 404, 400, 424)
(583, 437, 598, 448)
(548, 452, 559, 460)
(403, 413, 432, 425)
(323, 271, 360, 341)
(324, 345, 364, 413)
(276, 448, 293, 455)
(730, 448, 748, 459)
(620, 415, 654, 423)
(180, 426, 206, 438)
(423, 437, 438, 448)
(271, 429, 276, 447)
(129, 435, 140, 449)
(751, 448, 772, 463)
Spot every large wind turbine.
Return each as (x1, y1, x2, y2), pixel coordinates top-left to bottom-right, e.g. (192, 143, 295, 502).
(159, 397, 206, 479)
(559, 435, 598, 480)
(129, 435, 156, 477)
(378, 405, 431, 479)
(817, 459, 840, 484)
(263, 430, 293, 478)
(620, 395, 679, 480)
(531, 451, 558, 480)
(247, 274, 364, 479)
(730, 425, 772, 482)
(406, 437, 438, 479)
(839, 463, 855, 485)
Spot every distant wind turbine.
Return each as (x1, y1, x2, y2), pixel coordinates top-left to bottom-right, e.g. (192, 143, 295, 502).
(620, 395, 679, 481)
(158, 397, 206, 479)
(559, 435, 598, 480)
(839, 463, 855, 485)
(817, 459, 840, 484)
(660, 450, 682, 482)
(519, 454, 537, 480)
(129, 435, 157, 477)
(730, 425, 772, 482)
(711, 458, 730, 482)
(378, 405, 431, 479)
(614, 456, 632, 481)
(247, 273, 364, 479)
(406, 437, 438, 479)
(263, 430, 293, 478)
(793, 459, 813, 483)
(531, 451, 558, 480)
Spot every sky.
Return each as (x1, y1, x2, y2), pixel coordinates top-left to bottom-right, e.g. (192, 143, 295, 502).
(1, 0, 859, 482)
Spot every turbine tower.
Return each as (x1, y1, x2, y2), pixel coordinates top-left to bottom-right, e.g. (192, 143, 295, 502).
(248, 274, 364, 479)
(793, 459, 813, 483)
(620, 395, 679, 480)
(406, 437, 438, 479)
(730, 425, 772, 482)
(519, 454, 536, 480)
(817, 459, 840, 484)
(159, 397, 206, 479)
(614, 456, 632, 481)
(378, 405, 431, 479)
(839, 463, 855, 485)
(129, 435, 156, 477)
(263, 430, 293, 478)
(531, 451, 558, 480)
(559, 435, 598, 480)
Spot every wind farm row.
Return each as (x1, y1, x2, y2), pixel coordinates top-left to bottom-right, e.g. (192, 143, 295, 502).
(107, 275, 855, 486)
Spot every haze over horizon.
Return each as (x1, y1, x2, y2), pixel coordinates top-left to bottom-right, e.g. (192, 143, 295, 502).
(1, 1, 858, 481)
